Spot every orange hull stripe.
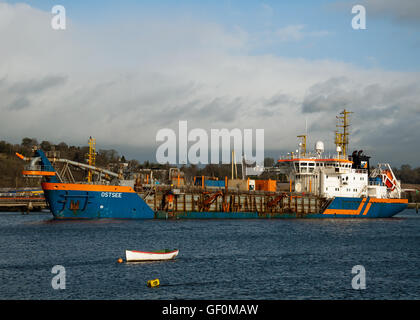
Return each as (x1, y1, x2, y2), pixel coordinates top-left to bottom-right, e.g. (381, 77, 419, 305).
(362, 203, 372, 215)
(22, 171, 56, 176)
(323, 198, 366, 215)
(323, 209, 359, 215)
(369, 198, 408, 204)
(42, 182, 135, 193)
(356, 198, 367, 215)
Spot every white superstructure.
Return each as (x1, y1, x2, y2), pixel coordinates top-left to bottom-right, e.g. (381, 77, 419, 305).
(277, 145, 402, 200)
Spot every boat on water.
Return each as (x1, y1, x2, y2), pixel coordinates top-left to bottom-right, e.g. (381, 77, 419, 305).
(18, 110, 408, 219)
(125, 249, 179, 262)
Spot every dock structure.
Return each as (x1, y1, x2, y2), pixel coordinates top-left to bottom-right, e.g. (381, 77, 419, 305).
(140, 185, 328, 219)
(0, 197, 47, 213)
(407, 203, 419, 213)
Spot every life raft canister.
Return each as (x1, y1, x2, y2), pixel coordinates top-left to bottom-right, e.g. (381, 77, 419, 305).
(167, 194, 174, 210)
(383, 170, 396, 191)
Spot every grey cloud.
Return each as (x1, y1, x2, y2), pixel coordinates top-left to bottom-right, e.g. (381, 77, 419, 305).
(302, 77, 420, 115)
(300, 76, 420, 164)
(155, 96, 243, 126)
(364, 0, 420, 23)
(8, 96, 30, 110)
(258, 93, 298, 117)
(9, 75, 68, 95)
(302, 77, 353, 113)
(331, 0, 420, 24)
(0, 75, 68, 111)
(264, 93, 293, 107)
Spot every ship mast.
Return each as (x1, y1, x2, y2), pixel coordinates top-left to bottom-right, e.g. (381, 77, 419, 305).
(297, 135, 307, 157)
(335, 109, 352, 158)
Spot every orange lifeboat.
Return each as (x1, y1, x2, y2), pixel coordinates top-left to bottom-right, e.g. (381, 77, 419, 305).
(383, 170, 395, 190)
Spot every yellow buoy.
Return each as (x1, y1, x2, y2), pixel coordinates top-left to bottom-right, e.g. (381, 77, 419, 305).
(117, 258, 123, 263)
(147, 279, 160, 288)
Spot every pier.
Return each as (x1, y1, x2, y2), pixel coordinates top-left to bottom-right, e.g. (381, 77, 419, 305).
(407, 203, 419, 213)
(0, 197, 47, 213)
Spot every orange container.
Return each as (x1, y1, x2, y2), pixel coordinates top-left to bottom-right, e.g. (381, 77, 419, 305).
(254, 179, 276, 192)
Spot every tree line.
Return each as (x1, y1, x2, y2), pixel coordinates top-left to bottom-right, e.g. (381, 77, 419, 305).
(0, 138, 419, 188)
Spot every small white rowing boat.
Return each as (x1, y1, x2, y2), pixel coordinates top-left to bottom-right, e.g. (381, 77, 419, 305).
(125, 249, 179, 262)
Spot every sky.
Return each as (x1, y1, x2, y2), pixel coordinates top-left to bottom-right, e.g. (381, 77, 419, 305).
(0, 0, 419, 166)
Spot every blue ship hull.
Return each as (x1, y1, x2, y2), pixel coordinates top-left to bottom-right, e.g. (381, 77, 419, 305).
(42, 183, 154, 219)
(321, 196, 408, 218)
(155, 197, 407, 219)
(42, 184, 407, 219)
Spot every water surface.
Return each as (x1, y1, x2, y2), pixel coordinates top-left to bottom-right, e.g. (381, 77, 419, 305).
(0, 210, 419, 299)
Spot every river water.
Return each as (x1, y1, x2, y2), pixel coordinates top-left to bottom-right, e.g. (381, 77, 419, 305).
(0, 210, 419, 299)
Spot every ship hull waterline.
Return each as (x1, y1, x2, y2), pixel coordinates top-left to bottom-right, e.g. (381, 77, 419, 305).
(41, 183, 408, 219)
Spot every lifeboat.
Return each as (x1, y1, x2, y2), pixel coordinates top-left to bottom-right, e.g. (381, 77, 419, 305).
(125, 249, 179, 262)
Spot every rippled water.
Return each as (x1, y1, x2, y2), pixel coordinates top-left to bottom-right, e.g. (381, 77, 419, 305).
(0, 210, 419, 300)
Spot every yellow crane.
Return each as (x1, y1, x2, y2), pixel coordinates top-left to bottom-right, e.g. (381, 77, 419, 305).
(87, 137, 96, 183)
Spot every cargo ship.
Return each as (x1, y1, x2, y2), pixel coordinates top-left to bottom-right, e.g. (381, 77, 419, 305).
(18, 110, 408, 219)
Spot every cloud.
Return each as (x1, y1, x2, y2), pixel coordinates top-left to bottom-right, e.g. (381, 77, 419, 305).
(302, 77, 420, 115)
(364, 0, 420, 23)
(9, 75, 67, 95)
(0, 2, 419, 166)
(332, 0, 420, 24)
(9, 96, 30, 110)
(276, 24, 330, 42)
(0, 75, 67, 110)
(301, 75, 420, 164)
